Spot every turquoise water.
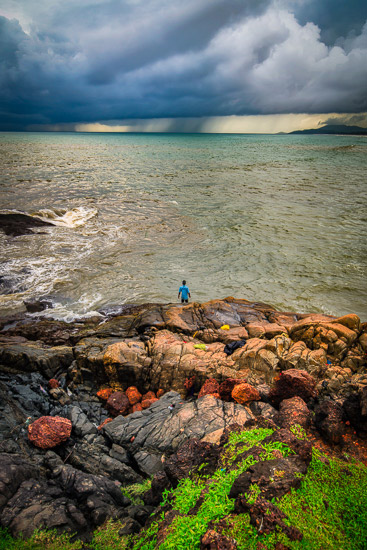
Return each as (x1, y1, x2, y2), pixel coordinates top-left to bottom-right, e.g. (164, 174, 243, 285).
(0, 131, 366, 320)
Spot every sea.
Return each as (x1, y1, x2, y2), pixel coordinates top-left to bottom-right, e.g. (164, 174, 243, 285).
(0, 131, 366, 322)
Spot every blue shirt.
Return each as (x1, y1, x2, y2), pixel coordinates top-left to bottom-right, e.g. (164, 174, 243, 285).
(179, 285, 190, 300)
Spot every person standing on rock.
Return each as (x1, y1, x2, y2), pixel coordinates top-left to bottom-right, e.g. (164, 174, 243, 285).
(178, 280, 191, 304)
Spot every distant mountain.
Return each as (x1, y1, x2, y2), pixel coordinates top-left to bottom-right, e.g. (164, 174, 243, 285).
(290, 124, 367, 135)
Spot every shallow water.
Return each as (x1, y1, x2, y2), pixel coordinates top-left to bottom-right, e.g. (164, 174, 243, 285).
(0, 132, 366, 321)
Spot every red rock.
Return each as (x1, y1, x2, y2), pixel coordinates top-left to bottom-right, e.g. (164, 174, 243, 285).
(142, 391, 156, 401)
(231, 383, 260, 404)
(219, 378, 246, 401)
(156, 389, 165, 398)
(48, 378, 59, 389)
(28, 416, 72, 449)
(125, 386, 142, 405)
(97, 388, 114, 401)
(132, 403, 143, 413)
(198, 378, 220, 399)
(97, 418, 113, 430)
(269, 369, 318, 406)
(106, 391, 130, 417)
(141, 398, 158, 409)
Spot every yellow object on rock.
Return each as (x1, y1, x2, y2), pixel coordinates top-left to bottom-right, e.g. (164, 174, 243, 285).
(194, 343, 207, 351)
(220, 325, 230, 330)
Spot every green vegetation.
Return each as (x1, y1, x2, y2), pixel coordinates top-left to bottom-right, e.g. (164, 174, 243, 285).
(121, 478, 152, 505)
(1, 426, 367, 550)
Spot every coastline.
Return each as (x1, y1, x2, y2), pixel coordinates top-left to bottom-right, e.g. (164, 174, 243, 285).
(0, 297, 366, 547)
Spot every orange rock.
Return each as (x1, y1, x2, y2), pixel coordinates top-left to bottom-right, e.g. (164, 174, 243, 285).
(156, 389, 165, 398)
(97, 418, 113, 430)
(231, 383, 260, 404)
(48, 379, 60, 389)
(198, 378, 220, 399)
(126, 386, 142, 405)
(142, 390, 156, 401)
(141, 398, 158, 409)
(28, 416, 72, 449)
(97, 388, 114, 401)
(219, 378, 246, 401)
(132, 403, 143, 412)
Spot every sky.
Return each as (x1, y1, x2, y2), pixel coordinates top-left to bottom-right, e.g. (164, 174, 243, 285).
(0, 0, 367, 133)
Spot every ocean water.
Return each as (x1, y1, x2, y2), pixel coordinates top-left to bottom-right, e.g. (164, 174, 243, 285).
(0, 131, 366, 321)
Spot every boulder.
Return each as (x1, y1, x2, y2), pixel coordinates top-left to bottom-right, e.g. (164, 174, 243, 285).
(106, 391, 130, 417)
(231, 383, 260, 404)
(219, 378, 246, 401)
(0, 340, 73, 378)
(28, 416, 72, 449)
(278, 397, 311, 429)
(104, 392, 253, 472)
(269, 369, 318, 407)
(198, 379, 220, 399)
(314, 399, 345, 444)
(234, 497, 302, 541)
(164, 438, 220, 486)
(201, 529, 238, 550)
(229, 456, 308, 501)
(97, 388, 114, 401)
(126, 386, 142, 405)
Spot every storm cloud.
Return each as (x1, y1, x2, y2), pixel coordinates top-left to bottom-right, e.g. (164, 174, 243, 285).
(0, 0, 366, 130)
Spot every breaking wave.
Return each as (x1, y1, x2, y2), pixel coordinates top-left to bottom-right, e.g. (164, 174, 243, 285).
(31, 206, 98, 228)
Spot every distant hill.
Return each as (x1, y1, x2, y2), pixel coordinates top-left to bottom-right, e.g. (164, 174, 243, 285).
(290, 124, 367, 135)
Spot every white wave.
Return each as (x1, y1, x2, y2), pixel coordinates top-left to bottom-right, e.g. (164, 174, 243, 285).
(32, 206, 98, 228)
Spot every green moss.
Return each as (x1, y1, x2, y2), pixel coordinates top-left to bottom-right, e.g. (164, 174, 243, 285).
(121, 478, 152, 505)
(277, 449, 367, 550)
(0, 528, 83, 550)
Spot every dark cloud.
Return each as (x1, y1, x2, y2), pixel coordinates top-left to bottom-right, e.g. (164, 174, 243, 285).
(0, 1, 366, 130)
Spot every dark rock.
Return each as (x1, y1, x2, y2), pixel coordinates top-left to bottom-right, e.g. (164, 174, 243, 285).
(104, 392, 252, 472)
(261, 429, 313, 465)
(0, 453, 39, 511)
(128, 505, 155, 526)
(314, 399, 345, 444)
(229, 456, 308, 501)
(1, 460, 131, 539)
(164, 438, 220, 487)
(343, 388, 367, 437)
(1, 479, 87, 538)
(0, 340, 73, 378)
(201, 528, 238, 549)
(118, 517, 142, 535)
(0, 213, 53, 236)
(278, 396, 311, 429)
(249, 401, 279, 423)
(66, 405, 98, 438)
(106, 391, 130, 417)
(60, 440, 143, 484)
(24, 299, 53, 313)
(143, 470, 172, 506)
(234, 496, 303, 541)
(269, 369, 318, 407)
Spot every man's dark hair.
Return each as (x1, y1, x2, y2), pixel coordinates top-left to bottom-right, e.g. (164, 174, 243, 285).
(182, 280, 186, 285)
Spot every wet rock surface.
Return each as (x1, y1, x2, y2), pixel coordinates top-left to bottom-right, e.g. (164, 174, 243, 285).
(0, 297, 366, 541)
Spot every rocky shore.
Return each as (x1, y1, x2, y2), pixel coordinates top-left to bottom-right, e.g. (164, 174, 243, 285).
(0, 297, 366, 545)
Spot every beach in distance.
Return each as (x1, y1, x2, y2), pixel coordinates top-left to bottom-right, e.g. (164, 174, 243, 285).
(0, 131, 366, 322)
